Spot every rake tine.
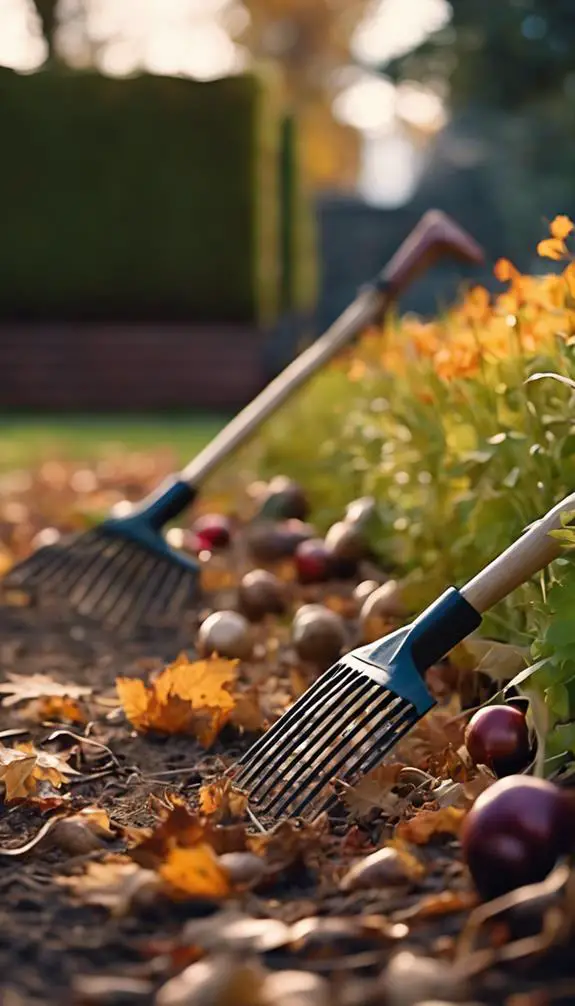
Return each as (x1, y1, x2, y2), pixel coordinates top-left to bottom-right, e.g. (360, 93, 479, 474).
(106, 557, 165, 630)
(250, 677, 382, 807)
(279, 703, 417, 819)
(96, 556, 158, 630)
(255, 689, 404, 815)
(83, 550, 154, 623)
(234, 664, 353, 788)
(55, 536, 116, 599)
(68, 540, 130, 609)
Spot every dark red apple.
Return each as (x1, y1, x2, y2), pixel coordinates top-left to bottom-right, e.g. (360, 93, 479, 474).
(191, 514, 232, 549)
(294, 538, 331, 584)
(464, 704, 532, 777)
(245, 520, 315, 564)
(461, 776, 575, 900)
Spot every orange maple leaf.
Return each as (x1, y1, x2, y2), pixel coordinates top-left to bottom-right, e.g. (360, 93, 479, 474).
(550, 215, 574, 240)
(159, 844, 231, 899)
(116, 654, 238, 745)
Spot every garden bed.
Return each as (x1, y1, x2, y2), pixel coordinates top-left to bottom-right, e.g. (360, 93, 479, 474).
(1, 220, 575, 1005)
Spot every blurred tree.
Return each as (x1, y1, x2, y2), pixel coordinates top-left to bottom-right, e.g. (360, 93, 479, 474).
(240, 0, 370, 189)
(384, 1, 575, 112)
(30, 0, 59, 62)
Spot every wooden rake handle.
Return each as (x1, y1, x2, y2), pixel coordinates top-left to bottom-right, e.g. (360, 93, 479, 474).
(461, 492, 575, 613)
(180, 210, 484, 485)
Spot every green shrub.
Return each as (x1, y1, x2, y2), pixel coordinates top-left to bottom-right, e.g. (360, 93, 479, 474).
(0, 66, 293, 323)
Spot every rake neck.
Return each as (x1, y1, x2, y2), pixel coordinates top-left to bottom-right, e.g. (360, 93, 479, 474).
(406, 587, 482, 673)
(132, 478, 198, 530)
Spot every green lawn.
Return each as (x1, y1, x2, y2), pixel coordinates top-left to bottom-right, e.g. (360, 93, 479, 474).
(0, 413, 230, 468)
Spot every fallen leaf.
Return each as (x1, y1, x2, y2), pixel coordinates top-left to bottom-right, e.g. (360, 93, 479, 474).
(160, 844, 231, 899)
(394, 807, 467, 845)
(116, 654, 238, 745)
(58, 857, 161, 915)
(449, 638, 528, 684)
(230, 687, 263, 733)
(15, 741, 79, 790)
(339, 764, 406, 819)
(0, 741, 78, 800)
(395, 889, 478, 921)
(130, 805, 219, 869)
(198, 778, 248, 820)
(0, 673, 91, 707)
(31, 695, 87, 725)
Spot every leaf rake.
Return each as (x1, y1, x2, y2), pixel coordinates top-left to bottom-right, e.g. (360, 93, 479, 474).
(232, 493, 575, 821)
(3, 211, 483, 634)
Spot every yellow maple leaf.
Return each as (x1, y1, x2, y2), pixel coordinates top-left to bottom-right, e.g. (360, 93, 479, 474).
(116, 655, 238, 745)
(159, 844, 231, 899)
(550, 214, 574, 240)
(537, 237, 567, 261)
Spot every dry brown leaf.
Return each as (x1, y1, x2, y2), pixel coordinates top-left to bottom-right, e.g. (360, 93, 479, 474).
(130, 805, 208, 869)
(0, 741, 78, 800)
(340, 764, 406, 819)
(230, 687, 263, 733)
(198, 778, 248, 819)
(397, 889, 478, 921)
(116, 654, 238, 745)
(394, 806, 467, 845)
(160, 844, 231, 900)
(57, 857, 160, 915)
(0, 673, 92, 708)
(449, 638, 528, 683)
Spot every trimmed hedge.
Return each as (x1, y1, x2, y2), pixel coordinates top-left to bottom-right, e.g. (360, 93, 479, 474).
(278, 114, 318, 315)
(0, 66, 314, 324)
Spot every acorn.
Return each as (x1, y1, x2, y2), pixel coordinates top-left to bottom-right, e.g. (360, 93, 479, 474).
(259, 476, 309, 521)
(238, 569, 287, 622)
(292, 605, 346, 668)
(360, 580, 407, 642)
(197, 610, 253, 661)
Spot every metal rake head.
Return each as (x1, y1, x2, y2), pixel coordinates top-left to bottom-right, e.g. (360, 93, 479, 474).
(233, 655, 420, 821)
(2, 513, 200, 635)
(232, 588, 482, 821)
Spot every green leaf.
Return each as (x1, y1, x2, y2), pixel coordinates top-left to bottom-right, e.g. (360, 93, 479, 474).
(542, 618, 575, 648)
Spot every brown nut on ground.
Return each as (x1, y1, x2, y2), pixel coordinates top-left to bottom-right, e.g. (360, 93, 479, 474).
(292, 605, 346, 668)
(324, 521, 366, 561)
(238, 569, 287, 622)
(197, 610, 253, 661)
(246, 520, 315, 564)
(360, 580, 407, 642)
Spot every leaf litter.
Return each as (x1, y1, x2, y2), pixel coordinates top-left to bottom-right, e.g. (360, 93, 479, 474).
(0, 453, 572, 1004)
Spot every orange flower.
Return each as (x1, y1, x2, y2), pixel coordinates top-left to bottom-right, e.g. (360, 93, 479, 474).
(550, 215, 574, 240)
(537, 238, 567, 261)
(458, 285, 491, 323)
(494, 258, 520, 284)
